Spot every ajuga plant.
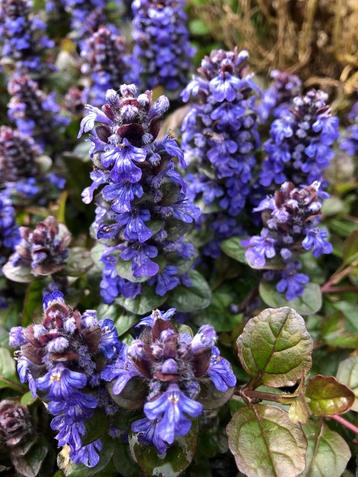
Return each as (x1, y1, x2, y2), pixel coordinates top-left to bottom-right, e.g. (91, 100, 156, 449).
(103, 308, 236, 455)
(3, 216, 72, 284)
(181, 48, 260, 257)
(257, 69, 302, 122)
(7, 75, 69, 149)
(259, 89, 339, 189)
(64, 86, 88, 117)
(79, 84, 200, 304)
(132, 0, 195, 93)
(80, 26, 132, 106)
(0, 126, 64, 203)
(9, 289, 122, 467)
(0, 190, 19, 307)
(243, 181, 332, 300)
(0, 0, 54, 75)
(340, 101, 358, 157)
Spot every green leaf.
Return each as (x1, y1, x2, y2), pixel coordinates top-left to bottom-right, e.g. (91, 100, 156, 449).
(116, 287, 167, 315)
(112, 442, 142, 477)
(302, 421, 351, 477)
(56, 191, 68, 224)
(332, 301, 358, 332)
(12, 436, 48, 477)
(305, 375, 355, 416)
(90, 243, 106, 270)
(82, 411, 108, 445)
(22, 280, 44, 327)
(336, 356, 358, 411)
(342, 230, 358, 265)
(221, 237, 247, 264)
(2, 261, 33, 283)
(21, 392, 37, 407)
(259, 281, 322, 316)
(0, 347, 16, 389)
(65, 247, 93, 277)
(129, 422, 198, 477)
(227, 404, 307, 477)
(237, 307, 313, 387)
(96, 304, 137, 336)
(167, 270, 211, 312)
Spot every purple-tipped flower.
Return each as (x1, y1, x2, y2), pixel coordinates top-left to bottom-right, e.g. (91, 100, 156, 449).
(243, 181, 333, 300)
(181, 48, 260, 257)
(132, 0, 195, 92)
(0, 126, 63, 202)
(79, 84, 199, 303)
(9, 289, 122, 467)
(80, 26, 132, 106)
(260, 89, 339, 189)
(59, 0, 108, 32)
(0, 0, 54, 75)
(102, 309, 236, 455)
(340, 101, 358, 157)
(7, 74, 69, 148)
(3, 216, 71, 280)
(258, 70, 302, 122)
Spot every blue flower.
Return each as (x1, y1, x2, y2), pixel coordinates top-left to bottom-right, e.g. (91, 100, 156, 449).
(131, 418, 168, 456)
(207, 346, 237, 392)
(71, 439, 103, 468)
(37, 365, 87, 399)
(144, 384, 203, 445)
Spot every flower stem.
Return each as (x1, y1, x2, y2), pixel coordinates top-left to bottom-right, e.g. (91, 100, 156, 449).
(330, 414, 358, 434)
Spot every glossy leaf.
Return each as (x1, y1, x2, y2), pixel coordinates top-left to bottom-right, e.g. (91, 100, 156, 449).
(129, 422, 198, 477)
(336, 356, 358, 411)
(227, 404, 307, 477)
(259, 281, 322, 316)
(116, 287, 167, 315)
(0, 347, 17, 389)
(305, 375, 355, 416)
(237, 307, 313, 387)
(302, 421, 351, 477)
(221, 237, 247, 264)
(168, 270, 211, 312)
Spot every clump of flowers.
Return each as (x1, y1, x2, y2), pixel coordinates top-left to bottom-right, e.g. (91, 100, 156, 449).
(243, 181, 332, 300)
(7, 74, 69, 148)
(0, 190, 19, 270)
(260, 89, 339, 189)
(79, 84, 199, 304)
(0, 400, 32, 450)
(64, 86, 88, 117)
(0, 0, 54, 74)
(102, 309, 236, 455)
(3, 216, 71, 281)
(0, 126, 64, 202)
(340, 101, 358, 157)
(80, 26, 131, 106)
(59, 0, 108, 32)
(9, 289, 121, 467)
(258, 69, 302, 122)
(132, 0, 194, 93)
(181, 48, 260, 257)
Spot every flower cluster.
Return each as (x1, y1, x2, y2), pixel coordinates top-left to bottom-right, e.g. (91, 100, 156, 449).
(9, 289, 121, 467)
(0, 126, 64, 202)
(80, 26, 131, 106)
(102, 309, 236, 455)
(64, 86, 88, 117)
(0, 0, 54, 74)
(79, 84, 199, 304)
(0, 399, 32, 449)
(132, 0, 194, 93)
(3, 216, 71, 280)
(7, 75, 69, 148)
(340, 101, 358, 157)
(181, 48, 260, 257)
(0, 190, 19, 270)
(258, 69, 302, 122)
(243, 181, 332, 300)
(260, 89, 339, 189)
(58, 0, 108, 32)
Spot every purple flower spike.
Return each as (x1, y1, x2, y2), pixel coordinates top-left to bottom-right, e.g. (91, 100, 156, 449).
(79, 85, 199, 303)
(9, 289, 122, 467)
(244, 182, 332, 300)
(181, 48, 260, 257)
